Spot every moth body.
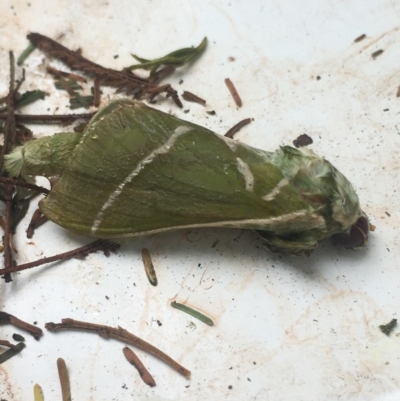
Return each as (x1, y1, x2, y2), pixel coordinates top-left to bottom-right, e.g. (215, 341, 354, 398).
(5, 99, 369, 254)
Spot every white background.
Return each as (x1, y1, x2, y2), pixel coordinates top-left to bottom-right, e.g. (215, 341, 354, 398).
(0, 1, 399, 400)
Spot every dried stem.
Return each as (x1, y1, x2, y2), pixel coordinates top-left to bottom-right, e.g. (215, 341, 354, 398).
(224, 78, 242, 107)
(45, 318, 190, 378)
(123, 346, 156, 387)
(0, 112, 95, 124)
(0, 342, 25, 363)
(57, 358, 72, 401)
(224, 118, 252, 138)
(0, 177, 50, 194)
(0, 339, 18, 350)
(0, 311, 43, 339)
(27, 209, 48, 238)
(27, 33, 182, 106)
(182, 90, 206, 106)
(28, 33, 149, 93)
(0, 240, 118, 276)
(47, 66, 87, 82)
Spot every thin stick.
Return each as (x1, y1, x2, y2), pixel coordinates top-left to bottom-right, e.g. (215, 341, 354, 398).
(0, 177, 50, 194)
(27, 209, 48, 238)
(0, 311, 43, 339)
(123, 346, 156, 387)
(182, 91, 206, 106)
(47, 66, 87, 82)
(45, 318, 190, 378)
(0, 112, 95, 124)
(93, 77, 101, 107)
(224, 118, 252, 138)
(0, 342, 25, 364)
(28, 33, 152, 95)
(224, 78, 242, 107)
(0, 240, 117, 275)
(0, 339, 18, 350)
(57, 358, 72, 401)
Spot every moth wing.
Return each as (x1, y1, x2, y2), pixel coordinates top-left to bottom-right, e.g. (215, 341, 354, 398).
(40, 100, 320, 238)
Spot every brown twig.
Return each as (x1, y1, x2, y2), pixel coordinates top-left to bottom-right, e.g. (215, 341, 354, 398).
(0, 311, 43, 340)
(0, 177, 50, 194)
(0, 339, 18, 350)
(45, 318, 190, 378)
(28, 33, 150, 95)
(354, 34, 366, 43)
(182, 90, 206, 106)
(47, 66, 87, 82)
(224, 118, 252, 138)
(123, 346, 156, 387)
(224, 78, 242, 107)
(1, 52, 18, 282)
(27, 209, 48, 238)
(93, 77, 101, 107)
(0, 112, 95, 124)
(27, 33, 183, 106)
(0, 342, 25, 363)
(0, 239, 119, 276)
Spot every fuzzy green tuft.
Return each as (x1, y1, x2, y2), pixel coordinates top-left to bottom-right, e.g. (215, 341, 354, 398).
(4, 146, 25, 177)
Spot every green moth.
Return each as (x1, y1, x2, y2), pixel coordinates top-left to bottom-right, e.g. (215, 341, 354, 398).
(5, 99, 369, 255)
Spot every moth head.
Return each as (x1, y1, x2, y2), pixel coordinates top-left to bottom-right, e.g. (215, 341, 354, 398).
(331, 212, 370, 249)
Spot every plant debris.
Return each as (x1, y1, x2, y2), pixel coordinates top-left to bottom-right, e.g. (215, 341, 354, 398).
(141, 248, 158, 286)
(0, 311, 43, 339)
(27, 32, 184, 107)
(27, 209, 48, 238)
(17, 43, 36, 66)
(0, 341, 25, 364)
(12, 333, 25, 342)
(128, 37, 207, 76)
(0, 240, 119, 276)
(371, 49, 384, 59)
(57, 357, 72, 401)
(354, 34, 366, 43)
(33, 384, 45, 401)
(225, 118, 252, 138)
(182, 90, 206, 106)
(123, 346, 156, 387)
(45, 318, 190, 377)
(0, 339, 19, 349)
(379, 318, 397, 336)
(293, 133, 313, 148)
(171, 301, 214, 326)
(224, 78, 242, 107)
(47, 65, 87, 82)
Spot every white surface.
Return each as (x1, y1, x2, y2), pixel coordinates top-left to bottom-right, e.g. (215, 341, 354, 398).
(0, 1, 400, 400)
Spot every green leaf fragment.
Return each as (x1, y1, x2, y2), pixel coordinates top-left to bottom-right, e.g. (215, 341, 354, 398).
(70, 95, 94, 110)
(128, 37, 207, 76)
(17, 43, 36, 66)
(0, 342, 25, 364)
(55, 80, 83, 91)
(12, 333, 25, 342)
(171, 301, 214, 326)
(16, 90, 47, 108)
